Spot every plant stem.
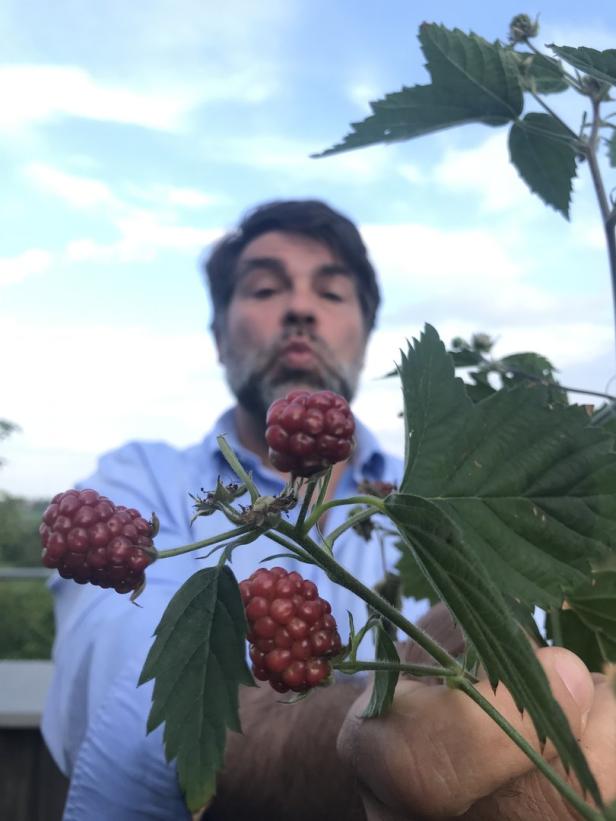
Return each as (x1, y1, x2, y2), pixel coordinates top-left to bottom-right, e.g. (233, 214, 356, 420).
(276, 520, 463, 673)
(586, 98, 616, 362)
(296, 479, 317, 531)
(336, 659, 462, 679)
(528, 90, 582, 145)
(457, 678, 604, 820)
(326, 507, 377, 546)
(302, 495, 386, 533)
(216, 435, 260, 502)
(155, 524, 255, 559)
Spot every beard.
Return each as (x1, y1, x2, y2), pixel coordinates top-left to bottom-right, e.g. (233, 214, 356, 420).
(221, 330, 364, 425)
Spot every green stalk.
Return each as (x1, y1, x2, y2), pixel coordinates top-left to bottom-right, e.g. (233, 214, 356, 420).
(296, 479, 317, 531)
(326, 507, 376, 546)
(336, 659, 462, 679)
(276, 520, 463, 673)
(155, 524, 255, 559)
(216, 435, 260, 502)
(457, 678, 604, 821)
(302, 495, 385, 533)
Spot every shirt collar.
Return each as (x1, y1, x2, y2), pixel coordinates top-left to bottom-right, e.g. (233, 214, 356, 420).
(202, 406, 387, 485)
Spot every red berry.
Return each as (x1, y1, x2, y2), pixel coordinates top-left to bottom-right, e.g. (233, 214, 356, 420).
(40, 489, 156, 594)
(241, 567, 341, 693)
(265, 390, 355, 477)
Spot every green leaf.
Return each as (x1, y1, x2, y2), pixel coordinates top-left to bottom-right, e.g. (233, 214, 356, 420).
(545, 609, 612, 672)
(567, 571, 616, 641)
(548, 45, 616, 87)
(395, 542, 440, 605)
(384, 493, 601, 802)
(419, 24, 523, 119)
(397, 324, 616, 612)
(514, 51, 569, 94)
(314, 24, 521, 158)
(608, 130, 616, 167)
(508, 112, 578, 218)
(361, 622, 400, 718)
(139, 566, 253, 811)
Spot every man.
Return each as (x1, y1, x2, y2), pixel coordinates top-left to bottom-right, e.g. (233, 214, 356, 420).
(43, 200, 615, 820)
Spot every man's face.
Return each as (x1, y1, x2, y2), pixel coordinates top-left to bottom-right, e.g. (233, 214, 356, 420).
(216, 230, 369, 422)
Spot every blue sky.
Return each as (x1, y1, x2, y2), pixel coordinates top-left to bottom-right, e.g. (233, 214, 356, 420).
(1, 0, 616, 497)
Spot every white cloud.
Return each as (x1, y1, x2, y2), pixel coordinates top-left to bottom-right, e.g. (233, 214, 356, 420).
(398, 163, 425, 184)
(0, 249, 51, 286)
(66, 213, 222, 263)
(205, 134, 395, 183)
(0, 65, 199, 132)
(25, 162, 117, 208)
(431, 131, 534, 213)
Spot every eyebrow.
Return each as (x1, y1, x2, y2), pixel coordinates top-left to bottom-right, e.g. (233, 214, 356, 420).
(235, 256, 353, 281)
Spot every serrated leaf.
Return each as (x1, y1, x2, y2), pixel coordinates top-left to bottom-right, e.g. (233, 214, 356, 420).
(549, 44, 616, 87)
(608, 130, 616, 167)
(397, 325, 616, 612)
(385, 493, 601, 802)
(514, 51, 569, 95)
(509, 112, 578, 218)
(361, 622, 400, 718)
(139, 566, 253, 811)
(395, 542, 440, 605)
(314, 24, 521, 158)
(545, 609, 611, 672)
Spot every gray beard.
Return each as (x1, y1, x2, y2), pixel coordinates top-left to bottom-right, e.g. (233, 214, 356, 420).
(221, 334, 362, 426)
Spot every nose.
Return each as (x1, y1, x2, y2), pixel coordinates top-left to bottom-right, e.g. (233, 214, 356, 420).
(281, 287, 317, 332)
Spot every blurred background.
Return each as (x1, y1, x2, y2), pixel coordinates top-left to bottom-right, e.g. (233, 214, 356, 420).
(1, 0, 615, 661)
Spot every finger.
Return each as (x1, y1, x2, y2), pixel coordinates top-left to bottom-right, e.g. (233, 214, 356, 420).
(462, 677, 616, 820)
(338, 647, 594, 818)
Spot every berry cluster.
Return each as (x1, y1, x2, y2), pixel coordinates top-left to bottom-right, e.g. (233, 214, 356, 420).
(40, 489, 155, 594)
(265, 389, 355, 477)
(240, 567, 342, 693)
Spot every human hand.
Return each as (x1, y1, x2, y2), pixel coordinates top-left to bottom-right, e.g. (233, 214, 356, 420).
(339, 618, 616, 820)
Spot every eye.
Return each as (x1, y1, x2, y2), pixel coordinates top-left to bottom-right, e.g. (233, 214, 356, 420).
(252, 287, 278, 299)
(321, 290, 344, 302)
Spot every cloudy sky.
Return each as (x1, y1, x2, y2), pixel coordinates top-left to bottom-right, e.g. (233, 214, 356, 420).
(1, 0, 615, 498)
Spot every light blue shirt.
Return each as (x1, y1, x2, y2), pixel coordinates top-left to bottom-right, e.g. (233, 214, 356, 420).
(42, 410, 429, 820)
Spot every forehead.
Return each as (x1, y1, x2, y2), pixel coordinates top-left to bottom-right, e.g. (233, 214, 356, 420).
(235, 230, 343, 272)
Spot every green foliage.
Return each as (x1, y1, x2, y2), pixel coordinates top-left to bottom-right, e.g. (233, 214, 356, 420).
(361, 622, 400, 718)
(385, 493, 601, 803)
(509, 112, 577, 218)
(0, 419, 20, 470)
(314, 24, 522, 159)
(139, 565, 254, 812)
(385, 324, 616, 802)
(513, 51, 568, 94)
(395, 543, 440, 605)
(398, 325, 616, 611)
(546, 609, 616, 673)
(0, 493, 50, 567)
(0, 582, 54, 659)
(609, 130, 616, 167)
(316, 20, 616, 222)
(548, 45, 616, 88)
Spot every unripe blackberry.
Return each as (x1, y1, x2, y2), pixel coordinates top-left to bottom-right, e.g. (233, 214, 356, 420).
(240, 567, 342, 693)
(40, 489, 156, 594)
(265, 390, 355, 477)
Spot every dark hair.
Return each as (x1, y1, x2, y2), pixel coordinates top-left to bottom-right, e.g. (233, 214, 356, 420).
(203, 199, 380, 333)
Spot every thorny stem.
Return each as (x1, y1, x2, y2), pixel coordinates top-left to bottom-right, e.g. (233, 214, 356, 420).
(457, 678, 604, 820)
(523, 40, 582, 91)
(276, 519, 463, 674)
(326, 506, 377, 546)
(335, 659, 464, 679)
(528, 90, 582, 146)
